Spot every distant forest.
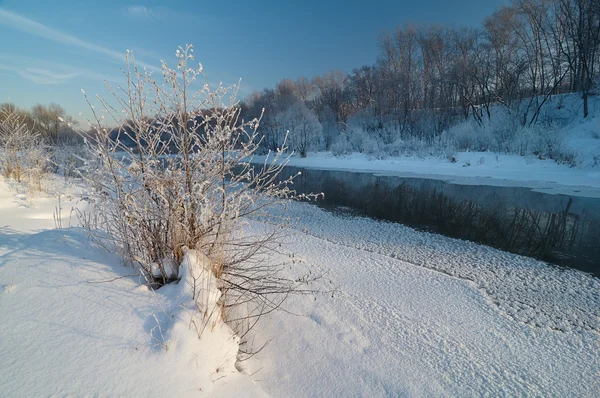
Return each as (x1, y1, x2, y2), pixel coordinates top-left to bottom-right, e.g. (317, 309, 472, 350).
(240, 0, 600, 156)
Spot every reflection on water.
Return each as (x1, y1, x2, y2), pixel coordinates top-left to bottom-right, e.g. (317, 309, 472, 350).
(280, 166, 600, 277)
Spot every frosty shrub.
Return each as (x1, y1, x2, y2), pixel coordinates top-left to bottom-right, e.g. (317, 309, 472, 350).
(80, 46, 321, 332)
(510, 124, 578, 166)
(363, 136, 382, 157)
(345, 125, 384, 158)
(331, 133, 353, 156)
(382, 135, 456, 159)
(0, 104, 48, 188)
(275, 102, 322, 157)
(346, 126, 368, 152)
(50, 143, 88, 180)
(442, 108, 576, 165)
(444, 119, 495, 151)
(408, 110, 442, 140)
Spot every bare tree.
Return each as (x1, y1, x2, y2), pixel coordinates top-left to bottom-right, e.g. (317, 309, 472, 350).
(314, 70, 349, 127)
(31, 103, 67, 143)
(293, 76, 317, 103)
(377, 24, 420, 130)
(557, 0, 600, 117)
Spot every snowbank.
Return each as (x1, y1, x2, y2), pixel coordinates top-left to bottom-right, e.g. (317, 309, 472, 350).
(253, 150, 600, 197)
(0, 177, 265, 397)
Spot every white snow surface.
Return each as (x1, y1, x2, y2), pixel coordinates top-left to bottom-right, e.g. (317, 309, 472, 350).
(247, 200, 600, 397)
(0, 177, 265, 397)
(253, 150, 600, 197)
(1, 176, 599, 397)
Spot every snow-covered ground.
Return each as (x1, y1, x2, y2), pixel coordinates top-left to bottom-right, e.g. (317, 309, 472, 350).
(1, 177, 599, 396)
(0, 178, 265, 397)
(249, 201, 600, 396)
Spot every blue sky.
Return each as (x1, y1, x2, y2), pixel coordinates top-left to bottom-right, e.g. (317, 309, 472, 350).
(0, 0, 509, 123)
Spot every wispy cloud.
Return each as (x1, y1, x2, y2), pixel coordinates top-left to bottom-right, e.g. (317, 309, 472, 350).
(124, 5, 157, 19)
(0, 8, 157, 70)
(0, 53, 117, 85)
(0, 63, 78, 85)
(19, 68, 79, 85)
(122, 4, 222, 26)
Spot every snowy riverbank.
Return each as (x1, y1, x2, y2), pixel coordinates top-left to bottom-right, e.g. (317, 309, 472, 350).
(251, 106, 600, 197)
(253, 148, 600, 198)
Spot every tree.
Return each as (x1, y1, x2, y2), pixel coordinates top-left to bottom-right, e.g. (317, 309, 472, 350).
(293, 76, 317, 103)
(31, 103, 67, 143)
(377, 24, 420, 130)
(484, 7, 526, 108)
(512, 0, 570, 125)
(348, 66, 377, 112)
(314, 70, 349, 127)
(276, 102, 322, 157)
(557, 0, 600, 117)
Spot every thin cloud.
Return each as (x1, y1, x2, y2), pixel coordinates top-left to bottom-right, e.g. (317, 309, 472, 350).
(125, 6, 157, 19)
(0, 53, 125, 87)
(0, 8, 157, 70)
(0, 64, 79, 85)
(122, 4, 222, 26)
(19, 68, 79, 85)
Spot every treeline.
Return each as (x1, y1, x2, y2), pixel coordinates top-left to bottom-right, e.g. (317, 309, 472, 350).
(241, 0, 600, 156)
(0, 102, 79, 145)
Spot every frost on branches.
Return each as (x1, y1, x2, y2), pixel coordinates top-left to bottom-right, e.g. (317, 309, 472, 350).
(0, 104, 47, 187)
(276, 102, 322, 157)
(79, 45, 321, 337)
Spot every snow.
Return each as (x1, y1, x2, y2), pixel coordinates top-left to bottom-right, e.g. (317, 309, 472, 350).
(1, 173, 599, 397)
(564, 116, 600, 168)
(247, 200, 600, 396)
(253, 150, 600, 198)
(0, 177, 265, 397)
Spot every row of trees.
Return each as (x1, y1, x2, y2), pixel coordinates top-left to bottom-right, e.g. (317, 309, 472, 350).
(242, 0, 600, 155)
(0, 102, 78, 145)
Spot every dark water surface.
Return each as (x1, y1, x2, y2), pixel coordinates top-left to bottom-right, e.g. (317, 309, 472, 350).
(277, 166, 600, 277)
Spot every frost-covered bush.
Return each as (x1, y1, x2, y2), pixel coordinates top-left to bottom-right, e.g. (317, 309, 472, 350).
(444, 119, 495, 151)
(444, 107, 518, 153)
(275, 102, 322, 157)
(384, 135, 455, 159)
(0, 104, 48, 187)
(510, 124, 578, 166)
(331, 133, 354, 156)
(50, 144, 88, 179)
(363, 136, 382, 157)
(346, 126, 368, 152)
(409, 110, 442, 140)
(442, 107, 577, 165)
(80, 46, 321, 334)
(346, 110, 379, 133)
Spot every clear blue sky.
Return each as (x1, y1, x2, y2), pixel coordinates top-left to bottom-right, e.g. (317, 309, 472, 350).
(0, 0, 509, 123)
